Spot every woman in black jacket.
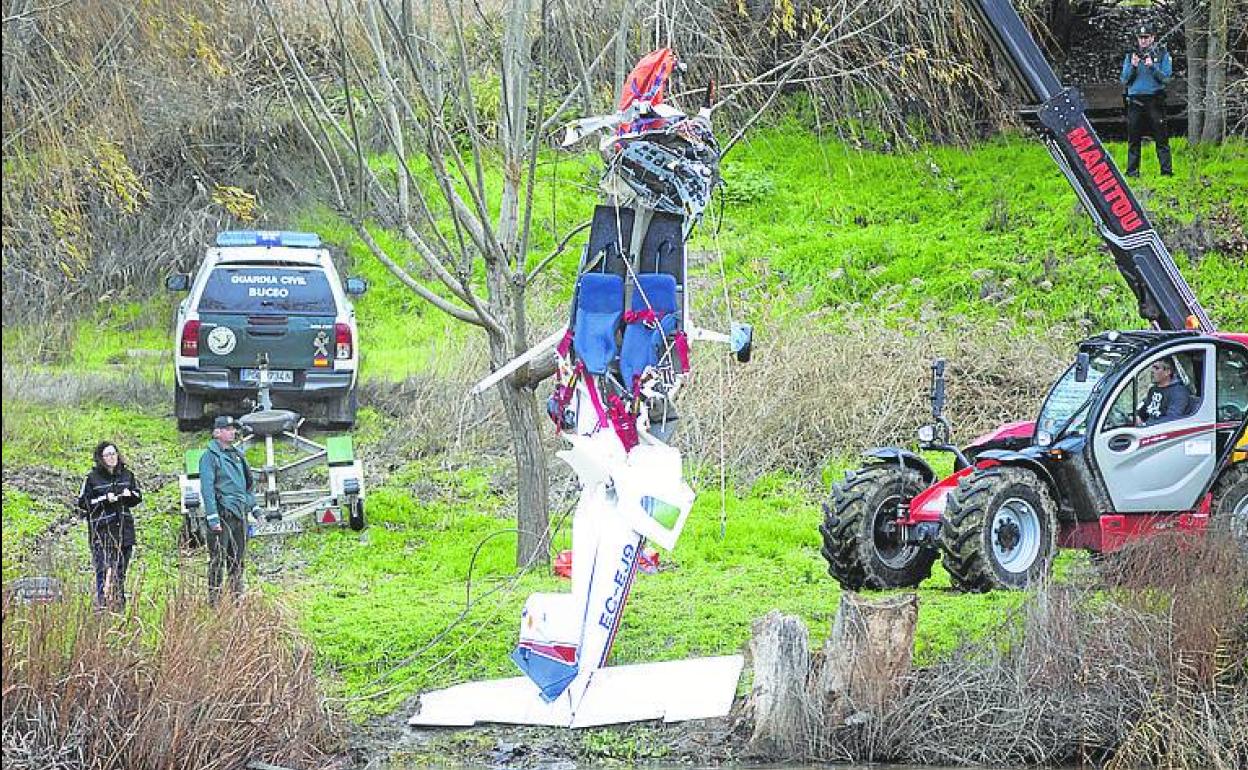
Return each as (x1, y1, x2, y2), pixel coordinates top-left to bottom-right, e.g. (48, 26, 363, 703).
(77, 441, 142, 609)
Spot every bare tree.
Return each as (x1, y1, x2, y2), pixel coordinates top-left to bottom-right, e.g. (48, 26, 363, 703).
(257, 0, 612, 567)
(253, 0, 1029, 567)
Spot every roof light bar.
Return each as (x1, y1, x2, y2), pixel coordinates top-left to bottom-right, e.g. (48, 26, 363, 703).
(215, 231, 322, 249)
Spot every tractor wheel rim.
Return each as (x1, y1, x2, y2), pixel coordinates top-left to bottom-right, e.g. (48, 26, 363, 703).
(991, 497, 1042, 573)
(872, 495, 917, 569)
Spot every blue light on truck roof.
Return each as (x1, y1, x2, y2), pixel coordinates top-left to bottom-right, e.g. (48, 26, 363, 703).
(215, 231, 322, 248)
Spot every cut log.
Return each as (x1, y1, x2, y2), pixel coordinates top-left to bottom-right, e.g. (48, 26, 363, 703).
(742, 610, 812, 758)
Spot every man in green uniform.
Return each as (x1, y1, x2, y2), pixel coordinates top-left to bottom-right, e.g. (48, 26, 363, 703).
(200, 415, 256, 604)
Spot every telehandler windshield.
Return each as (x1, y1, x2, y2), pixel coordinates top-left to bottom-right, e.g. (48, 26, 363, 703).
(1036, 348, 1129, 442)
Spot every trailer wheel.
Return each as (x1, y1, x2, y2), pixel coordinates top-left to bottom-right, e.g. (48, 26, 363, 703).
(348, 499, 367, 531)
(179, 515, 205, 549)
(1210, 463, 1248, 546)
(941, 466, 1057, 592)
(819, 465, 936, 591)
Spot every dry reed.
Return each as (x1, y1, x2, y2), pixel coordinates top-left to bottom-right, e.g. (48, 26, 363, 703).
(802, 535, 1248, 768)
(2, 561, 344, 770)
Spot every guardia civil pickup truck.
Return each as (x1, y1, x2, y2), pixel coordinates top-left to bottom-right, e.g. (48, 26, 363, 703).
(166, 231, 367, 430)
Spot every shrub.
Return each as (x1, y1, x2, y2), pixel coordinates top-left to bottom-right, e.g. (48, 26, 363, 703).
(1, 565, 343, 769)
(808, 535, 1248, 768)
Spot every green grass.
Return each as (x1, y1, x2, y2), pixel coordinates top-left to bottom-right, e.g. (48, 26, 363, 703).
(8, 132, 1243, 378)
(710, 131, 1247, 331)
(292, 208, 482, 380)
(2, 297, 174, 374)
(1, 490, 58, 579)
(0, 390, 1165, 722)
(280, 453, 1033, 718)
(1, 404, 184, 472)
(0, 402, 191, 582)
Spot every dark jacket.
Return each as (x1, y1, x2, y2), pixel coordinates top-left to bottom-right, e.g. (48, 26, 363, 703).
(1138, 381, 1192, 425)
(199, 439, 256, 527)
(77, 465, 142, 546)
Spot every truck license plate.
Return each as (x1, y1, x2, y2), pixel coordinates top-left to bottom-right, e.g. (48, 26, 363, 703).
(251, 518, 305, 537)
(241, 368, 294, 384)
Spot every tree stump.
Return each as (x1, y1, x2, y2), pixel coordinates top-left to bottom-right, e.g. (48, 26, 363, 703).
(742, 594, 919, 759)
(742, 610, 812, 758)
(813, 591, 918, 723)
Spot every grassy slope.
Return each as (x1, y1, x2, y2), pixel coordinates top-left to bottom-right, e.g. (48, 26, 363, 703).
(716, 128, 1247, 331)
(3, 131, 1245, 718)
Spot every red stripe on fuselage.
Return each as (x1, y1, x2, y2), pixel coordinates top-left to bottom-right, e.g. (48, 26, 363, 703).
(518, 641, 579, 665)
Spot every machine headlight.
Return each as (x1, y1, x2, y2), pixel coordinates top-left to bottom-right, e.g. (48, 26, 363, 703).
(917, 425, 936, 444)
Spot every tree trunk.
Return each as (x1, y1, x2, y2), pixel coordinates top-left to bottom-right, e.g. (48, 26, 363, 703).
(1185, 0, 1207, 143)
(499, 378, 551, 568)
(493, 0, 550, 569)
(1200, 0, 1230, 143)
(741, 594, 919, 760)
(499, 0, 531, 227)
(614, 0, 635, 104)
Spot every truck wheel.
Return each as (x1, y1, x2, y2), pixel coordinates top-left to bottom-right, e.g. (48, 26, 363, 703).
(941, 466, 1057, 592)
(326, 391, 358, 431)
(1210, 463, 1248, 546)
(820, 465, 936, 591)
(348, 499, 366, 531)
(175, 385, 204, 432)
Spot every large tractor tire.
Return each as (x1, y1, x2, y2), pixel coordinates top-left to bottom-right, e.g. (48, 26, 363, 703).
(1210, 463, 1248, 547)
(175, 384, 205, 432)
(820, 465, 937, 591)
(940, 466, 1057, 592)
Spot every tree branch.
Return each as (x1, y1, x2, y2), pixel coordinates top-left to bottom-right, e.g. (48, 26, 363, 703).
(527, 218, 591, 283)
(354, 224, 488, 328)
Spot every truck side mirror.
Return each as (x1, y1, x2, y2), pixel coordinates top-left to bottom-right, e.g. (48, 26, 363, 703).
(166, 273, 191, 292)
(345, 277, 368, 296)
(1074, 351, 1090, 383)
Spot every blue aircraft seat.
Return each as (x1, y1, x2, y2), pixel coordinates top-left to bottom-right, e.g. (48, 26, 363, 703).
(573, 273, 624, 375)
(620, 273, 680, 393)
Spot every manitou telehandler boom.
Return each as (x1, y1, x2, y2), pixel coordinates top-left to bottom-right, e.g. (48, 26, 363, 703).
(965, 0, 1213, 334)
(819, 0, 1247, 593)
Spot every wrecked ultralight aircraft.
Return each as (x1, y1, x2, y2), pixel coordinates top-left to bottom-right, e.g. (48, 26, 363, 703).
(411, 49, 751, 729)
